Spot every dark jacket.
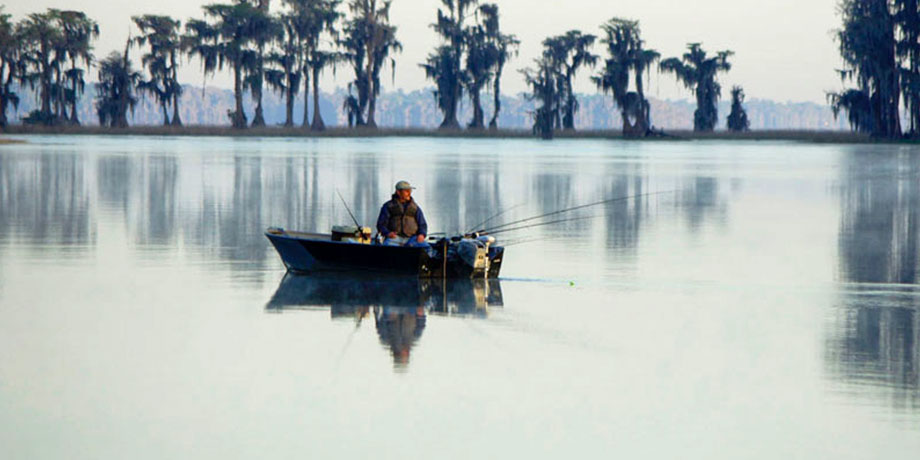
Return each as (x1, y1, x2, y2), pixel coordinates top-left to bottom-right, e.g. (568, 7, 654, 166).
(377, 195, 428, 237)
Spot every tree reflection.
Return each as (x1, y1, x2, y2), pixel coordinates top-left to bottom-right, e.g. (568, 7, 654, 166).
(826, 297, 920, 409)
(431, 155, 505, 236)
(534, 172, 574, 220)
(528, 171, 595, 237)
(602, 163, 644, 250)
(137, 156, 178, 245)
(218, 156, 264, 262)
(258, 155, 324, 237)
(461, 158, 503, 234)
(433, 157, 464, 235)
(0, 151, 94, 247)
(96, 155, 131, 210)
(838, 148, 920, 284)
(678, 176, 728, 232)
(827, 147, 920, 410)
(346, 153, 381, 226)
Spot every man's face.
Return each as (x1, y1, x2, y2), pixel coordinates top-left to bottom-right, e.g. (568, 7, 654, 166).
(397, 189, 412, 201)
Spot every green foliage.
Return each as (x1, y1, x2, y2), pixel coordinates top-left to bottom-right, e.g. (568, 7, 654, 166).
(270, 46, 298, 126)
(283, 0, 340, 129)
(17, 10, 63, 124)
(478, 4, 518, 129)
(95, 47, 141, 127)
(830, 0, 901, 138)
(423, 1, 515, 130)
(544, 30, 597, 131)
(341, 0, 401, 128)
(593, 18, 658, 137)
(828, 89, 872, 134)
(0, 8, 21, 127)
(243, 7, 281, 127)
(464, 13, 493, 129)
(522, 54, 557, 139)
(422, 0, 477, 129)
(57, 10, 99, 125)
(133, 15, 183, 126)
(660, 43, 731, 132)
(422, 45, 464, 128)
(14, 9, 99, 126)
(726, 86, 749, 132)
(183, 1, 271, 128)
(268, 10, 302, 127)
(342, 88, 360, 127)
(895, 0, 920, 136)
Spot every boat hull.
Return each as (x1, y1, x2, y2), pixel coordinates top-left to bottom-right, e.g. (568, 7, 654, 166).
(265, 230, 503, 278)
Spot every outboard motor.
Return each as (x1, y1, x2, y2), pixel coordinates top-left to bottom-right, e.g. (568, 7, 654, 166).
(457, 238, 489, 277)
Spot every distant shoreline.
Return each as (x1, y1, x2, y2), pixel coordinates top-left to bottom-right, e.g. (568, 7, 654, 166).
(0, 137, 27, 145)
(0, 125, 887, 144)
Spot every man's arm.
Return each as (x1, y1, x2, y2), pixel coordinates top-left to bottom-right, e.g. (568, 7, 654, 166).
(376, 205, 390, 235)
(416, 207, 428, 237)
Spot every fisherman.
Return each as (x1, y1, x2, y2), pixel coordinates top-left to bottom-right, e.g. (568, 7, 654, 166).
(376, 180, 429, 247)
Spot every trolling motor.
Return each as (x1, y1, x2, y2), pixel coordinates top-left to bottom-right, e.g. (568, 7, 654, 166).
(331, 225, 373, 244)
(330, 189, 372, 243)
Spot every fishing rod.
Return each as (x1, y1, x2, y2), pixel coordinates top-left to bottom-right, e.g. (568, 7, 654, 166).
(482, 214, 601, 236)
(477, 190, 673, 234)
(336, 189, 362, 229)
(501, 234, 566, 247)
(335, 307, 368, 369)
(465, 202, 526, 234)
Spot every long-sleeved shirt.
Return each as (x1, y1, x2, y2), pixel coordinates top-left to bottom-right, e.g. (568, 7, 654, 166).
(376, 200, 428, 236)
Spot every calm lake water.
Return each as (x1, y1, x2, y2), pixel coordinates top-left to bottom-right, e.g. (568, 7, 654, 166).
(1, 135, 918, 459)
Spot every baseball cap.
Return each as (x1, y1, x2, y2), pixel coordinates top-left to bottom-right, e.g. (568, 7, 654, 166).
(395, 180, 415, 190)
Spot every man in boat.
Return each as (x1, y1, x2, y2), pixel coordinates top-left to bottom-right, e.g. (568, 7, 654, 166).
(376, 180, 429, 247)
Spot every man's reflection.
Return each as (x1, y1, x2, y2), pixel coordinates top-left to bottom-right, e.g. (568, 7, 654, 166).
(375, 306, 427, 370)
(266, 274, 502, 370)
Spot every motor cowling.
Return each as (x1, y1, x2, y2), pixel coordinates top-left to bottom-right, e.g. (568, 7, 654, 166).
(331, 225, 372, 244)
(457, 239, 489, 275)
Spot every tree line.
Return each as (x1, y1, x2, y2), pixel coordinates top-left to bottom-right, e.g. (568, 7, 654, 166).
(0, 1, 750, 138)
(829, 0, 920, 139)
(523, 18, 749, 139)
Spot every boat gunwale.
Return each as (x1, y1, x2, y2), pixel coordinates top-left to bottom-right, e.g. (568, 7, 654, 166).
(265, 228, 504, 278)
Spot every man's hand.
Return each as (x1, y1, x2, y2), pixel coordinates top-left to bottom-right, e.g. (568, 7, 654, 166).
(416, 234, 426, 243)
(387, 232, 397, 239)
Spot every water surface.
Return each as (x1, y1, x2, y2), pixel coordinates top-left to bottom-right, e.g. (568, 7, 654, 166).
(1, 135, 918, 459)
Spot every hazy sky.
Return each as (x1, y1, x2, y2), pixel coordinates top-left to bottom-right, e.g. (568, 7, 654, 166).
(5, 0, 842, 103)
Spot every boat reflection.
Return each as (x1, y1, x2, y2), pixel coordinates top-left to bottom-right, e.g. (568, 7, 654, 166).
(266, 274, 503, 314)
(265, 274, 503, 370)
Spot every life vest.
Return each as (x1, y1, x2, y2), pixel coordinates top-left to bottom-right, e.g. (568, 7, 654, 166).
(386, 196, 420, 237)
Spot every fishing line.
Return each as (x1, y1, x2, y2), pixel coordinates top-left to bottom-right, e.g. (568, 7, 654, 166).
(483, 214, 601, 236)
(478, 190, 673, 234)
(466, 202, 526, 234)
(501, 234, 567, 247)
